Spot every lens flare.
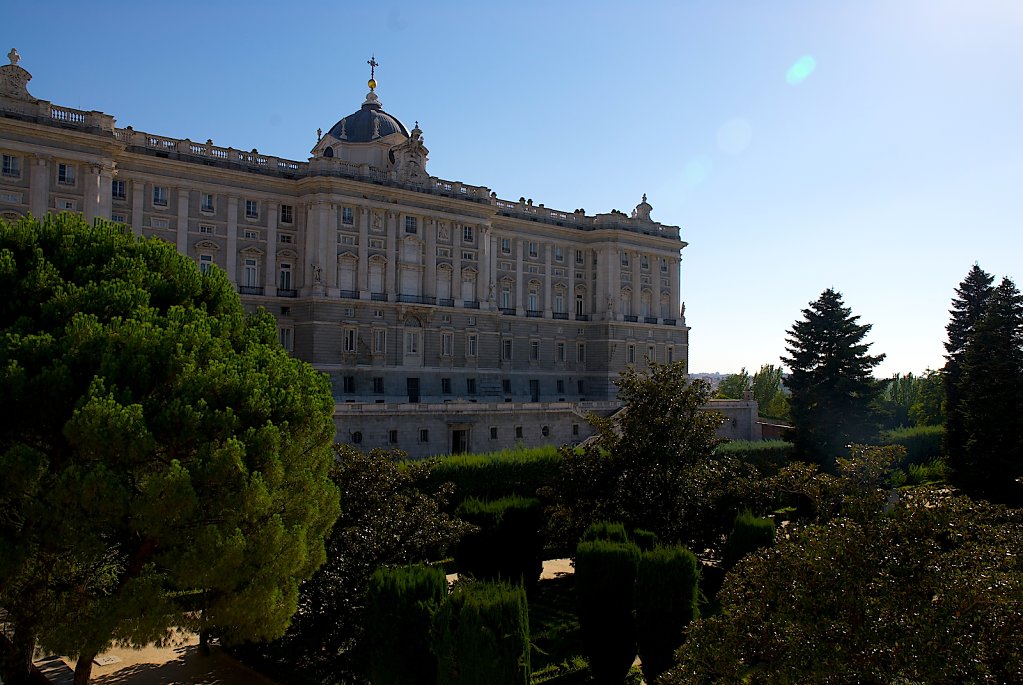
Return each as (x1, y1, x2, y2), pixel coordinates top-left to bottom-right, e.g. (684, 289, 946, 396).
(786, 55, 816, 85)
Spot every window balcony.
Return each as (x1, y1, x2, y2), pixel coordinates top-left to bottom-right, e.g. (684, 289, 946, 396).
(370, 292, 388, 301)
(553, 312, 569, 320)
(438, 298, 455, 307)
(398, 294, 436, 305)
(644, 316, 658, 324)
(526, 310, 543, 318)
(339, 289, 360, 299)
(276, 288, 298, 298)
(239, 286, 264, 296)
(662, 318, 677, 326)
(499, 307, 516, 316)
(624, 315, 638, 322)
(463, 300, 480, 309)
(575, 314, 590, 321)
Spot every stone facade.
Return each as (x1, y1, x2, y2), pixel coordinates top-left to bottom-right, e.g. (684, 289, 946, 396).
(0, 50, 760, 456)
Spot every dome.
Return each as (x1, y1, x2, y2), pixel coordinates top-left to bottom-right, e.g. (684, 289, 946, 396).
(325, 92, 409, 143)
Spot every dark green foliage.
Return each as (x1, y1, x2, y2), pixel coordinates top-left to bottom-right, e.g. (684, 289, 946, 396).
(455, 496, 544, 587)
(580, 520, 630, 544)
(574, 540, 640, 685)
(424, 446, 562, 504)
(366, 565, 446, 685)
(0, 215, 339, 682)
(630, 529, 658, 552)
(724, 510, 775, 569)
(635, 545, 699, 684)
(782, 288, 885, 469)
(715, 367, 751, 399)
(528, 575, 583, 678)
(433, 580, 530, 685)
(879, 425, 944, 465)
(908, 369, 945, 427)
(714, 439, 794, 474)
(751, 364, 790, 420)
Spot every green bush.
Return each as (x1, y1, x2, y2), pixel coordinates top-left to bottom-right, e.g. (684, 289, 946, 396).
(635, 545, 699, 683)
(630, 529, 658, 552)
(724, 509, 775, 569)
(905, 458, 948, 485)
(575, 540, 640, 685)
(879, 425, 944, 465)
(365, 564, 447, 685)
(424, 446, 563, 503)
(715, 440, 794, 474)
(580, 520, 630, 545)
(433, 580, 530, 685)
(455, 496, 545, 587)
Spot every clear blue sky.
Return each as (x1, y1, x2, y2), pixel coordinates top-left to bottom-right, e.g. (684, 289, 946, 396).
(6, 1, 1021, 375)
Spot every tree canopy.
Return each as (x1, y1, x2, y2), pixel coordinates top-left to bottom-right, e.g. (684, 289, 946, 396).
(781, 288, 884, 468)
(0, 214, 339, 684)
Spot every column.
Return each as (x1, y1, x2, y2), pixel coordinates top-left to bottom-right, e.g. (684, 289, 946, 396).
(130, 180, 144, 236)
(631, 251, 642, 318)
(303, 203, 318, 293)
(607, 247, 620, 320)
(385, 211, 397, 300)
(326, 203, 339, 296)
(594, 247, 606, 319)
(543, 242, 553, 315)
(315, 202, 330, 294)
(424, 217, 437, 299)
(515, 240, 525, 313)
(357, 207, 369, 296)
(29, 155, 49, 217)
(475, 224, 487, 303)
(84, 164, 102, 224)
(265, 200, 278, 293)
(98, 163, 113, 220)
(177, 188, 190, 256)
(670, 257, 682, 323)
(481, 222, 494, 309)
(225, 195, 238, 288)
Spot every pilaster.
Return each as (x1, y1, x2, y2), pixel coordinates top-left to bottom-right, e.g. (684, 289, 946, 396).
(265, 200, 278, 291)
(177, 188, 189, 256)
(385, 210, 397, 300)
(226, 195, 238, 287)
(424, 217, 437, 298)
(130, 180, 143, 236)
(29, 155, 49, 217)
(357, 207, 369, 296)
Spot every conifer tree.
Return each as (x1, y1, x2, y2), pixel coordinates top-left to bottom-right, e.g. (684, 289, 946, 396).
(943, 264, 995, 463)
(782, 289, 884, 468)
(955, 277, 1023, 504)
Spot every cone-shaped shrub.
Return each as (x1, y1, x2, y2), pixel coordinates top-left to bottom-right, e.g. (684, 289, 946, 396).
(635, 545, 700, 683)
(455, 496, 544, 587)
(724, 509, 776, 568)
(432, 580, 530, 685)
(580, 520, 630, 544)
(365, 564, 447, 685)
(575, 540, 640, 685)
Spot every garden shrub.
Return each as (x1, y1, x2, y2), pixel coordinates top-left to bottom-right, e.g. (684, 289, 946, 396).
(574, 540, 640, 685)
(715, 440, 794, 474)
(635, 545, 699, 683)
(365, 564, 447, 685)
(424, 446, 563, 503)
(455, 496, 544, 587)
(630, 529, 658, 552)
(579, 520, 630, 545)
(879, 425, 944, 465)
(724, 509, 775, 569)
(433, 580, 530, 685)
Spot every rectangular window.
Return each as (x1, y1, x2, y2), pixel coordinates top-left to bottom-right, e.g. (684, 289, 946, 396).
(111, 179, 126, 199)
(641, 255, 649, 269)
(373, 377, 384, 394)
(627, 344, 636, 364)
(515, 426, 523, 439)
(243, 258, 258, 287)
(1, 154, 21, 177)
(556, 342, 566, 362)
(110, 213, 126, 223)
(501, 237, 511, 253)
(343, 376, 355, 393)
(441, 332, 453, 356)
(577, 343, 586, 363)
(58, 199, 76, 211)
(667, 347, 674, 364)
(555, 294, 565, 313)
(279, 262, 292, 290)
(198, 254, 213, 274)
(502, 339, 513, 361)
(490, 426, 498, 440)
(342, 206, 354, 225)
(343, 328, 357, 353)
(528, 241, 538, 258)
(467, 316, 476, 326)
(420, 429, 429, 443)
(245, 200, 259, 219)
(621, 252, 630, 267)
(244, 229, 259, 240)
(404, 215, 417, 234)
(441, 378, 452, 394)
(660, 258, 668, 273)
(466, 378, 477, 395)
(530, 340, 540, 361)
(373, 329, 386, 353)
(463, 225, 474, 242)
(405, 331, 419, 355)
(279, 233, 293, 244)
(573, 423, 580, 436)
(199, 224, 215, 234)
(340, 234, 355, 245)
(201, 193, 215, 212)
(466, 333, 478, 357)
(502, 379, 512, 394)
(575, 250, 584, 265)
(554, 245, 564, 262)
(279, 327, 293, 351)
(57, 163, 75, 186)
(389, 429, 398, 444)
(501, 289, 511, 309)
(557, 379, 565, 394)
(577, 380, 585, 394)
(461, 251, 475, 261)
(279, 204, 294, 224)
(152, 185, 167, 207)
(151, 217, 169, 229)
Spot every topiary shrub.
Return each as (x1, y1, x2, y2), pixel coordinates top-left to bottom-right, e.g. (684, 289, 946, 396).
(432, 580, 530, 685)
(575, 540, 640, 685)
(635, 545, 700, 683)
(365, 564, 447, 685)
(423, 446, 562, 502)
(724, 509, 776, 569)
(580, 520, 630, 544)
(455, 496, 544, 587)
(630, 529, 658, 552)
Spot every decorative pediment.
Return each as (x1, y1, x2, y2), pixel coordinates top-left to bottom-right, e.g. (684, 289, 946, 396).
(337, 250, 358, 262)
(240, 245, 264, 256)
(277, 248, 299, 259)
(368, 254, 388, 264)
(194, 239, 220, 251)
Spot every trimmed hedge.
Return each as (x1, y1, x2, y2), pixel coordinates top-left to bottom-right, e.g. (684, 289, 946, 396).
(630, 529, 658, 552)
(724, 509, 775, 569)
(715, 440, 794, 474)
(880, 425, 944, 465)
(580, 520, 630, 545)
(455, 496, 544, 587)
(365, 564, 447, 685)
(423, 446, 563, 503)
(575, 540, 640, 685)
(433, 580, 530, 685)
(635, 545, 700, 683)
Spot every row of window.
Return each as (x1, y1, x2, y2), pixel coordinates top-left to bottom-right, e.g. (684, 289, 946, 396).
(350, 423, 580, 446)
(339, 375, 589, 397)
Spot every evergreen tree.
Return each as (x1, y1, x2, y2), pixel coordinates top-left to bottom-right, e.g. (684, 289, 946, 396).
(955, 277, 1023, 504)
(943, 264, 995, 462)
(781, 289, 884, 468)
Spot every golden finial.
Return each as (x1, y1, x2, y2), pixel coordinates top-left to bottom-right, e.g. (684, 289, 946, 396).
(367, 55, 378, 91)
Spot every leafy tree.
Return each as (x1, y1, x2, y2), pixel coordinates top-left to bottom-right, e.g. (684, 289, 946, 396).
(0, 215, 339, 685)
(954, 276, 1023, 504)
(665, 448, 1023, 684)
(908, 368, 944, 427)
(247, 446, 471, 684)
(943, 264, 995, 465)
(715, 367, 751, 399)
(782, 288, 884, 469)
(751, 364, 789, 420)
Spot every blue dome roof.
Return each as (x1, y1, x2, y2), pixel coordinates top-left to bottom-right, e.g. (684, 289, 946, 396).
(326, 95, 409, 143)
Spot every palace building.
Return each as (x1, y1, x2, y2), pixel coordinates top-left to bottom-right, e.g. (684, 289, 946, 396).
(0, 50, 760, 455)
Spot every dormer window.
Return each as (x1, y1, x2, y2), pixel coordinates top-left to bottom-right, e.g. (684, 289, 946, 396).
(323, 146, 334, 158)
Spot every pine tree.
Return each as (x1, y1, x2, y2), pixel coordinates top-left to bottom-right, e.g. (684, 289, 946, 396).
(943, 264, 995, 462)
(782, 289, 884, 468)
(955, 277, 1023, 504)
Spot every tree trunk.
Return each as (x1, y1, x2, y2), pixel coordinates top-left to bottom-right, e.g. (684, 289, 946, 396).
(73, 650, 97, 685)
(199, 628, 211, 657)
(0, 620, 36, 685)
